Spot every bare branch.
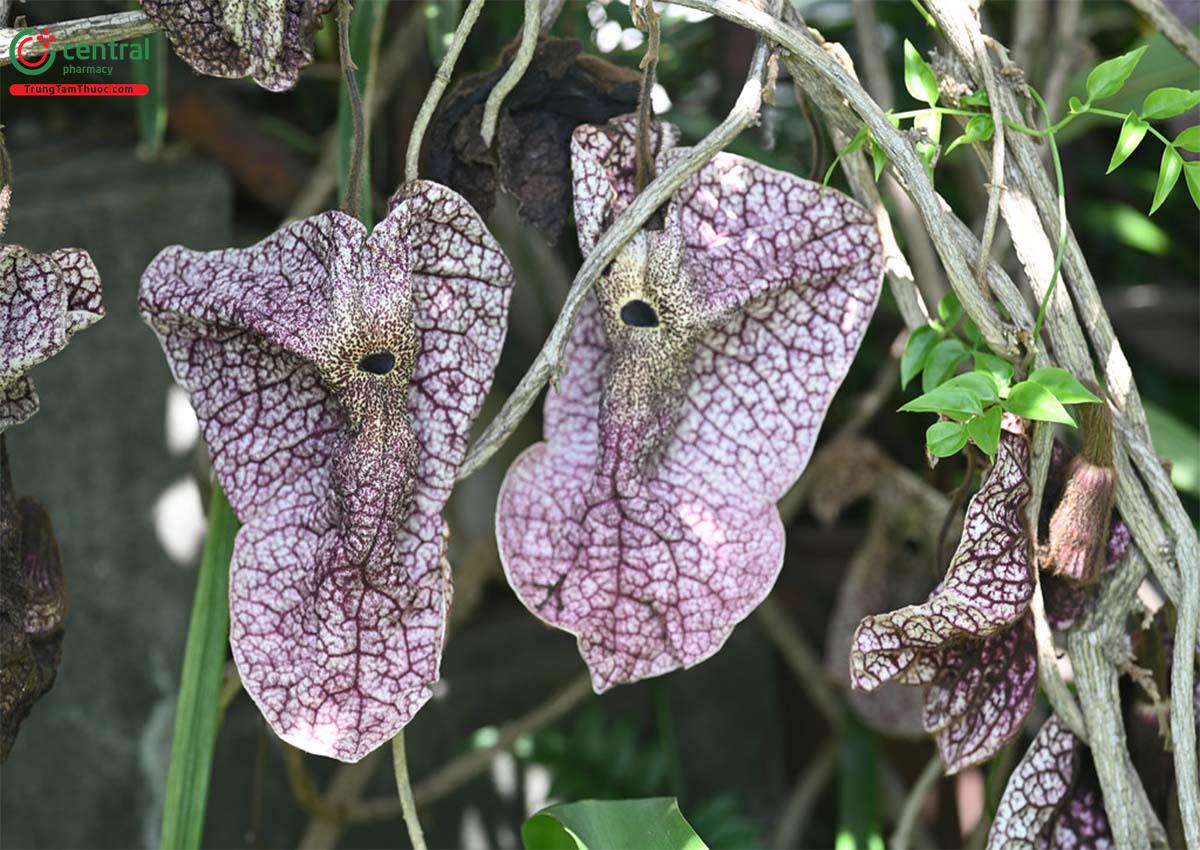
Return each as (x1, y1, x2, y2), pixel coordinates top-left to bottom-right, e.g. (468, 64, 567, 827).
(1126, 0, 1200, 65)
(0, 10, 155, 66)
(481, 0, 542, 147)
(405, 0, 487, 183)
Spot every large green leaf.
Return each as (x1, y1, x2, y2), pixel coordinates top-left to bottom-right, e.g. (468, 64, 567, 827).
(1085, 46, 1147, 102)
(522, 798, 708, 850)
(160, 485, 237, 850)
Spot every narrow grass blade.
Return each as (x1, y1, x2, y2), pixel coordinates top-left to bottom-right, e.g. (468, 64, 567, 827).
(160, 484, 237, 850)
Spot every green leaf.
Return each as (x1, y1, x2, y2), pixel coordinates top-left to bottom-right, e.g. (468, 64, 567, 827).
(522, 799, 708, 850)
(945, 114, 994, 158)
(927, 420, 969, 457)
(336, 0, 386, 227)
(133, 31, 168, 158)
(1140, 87, 1200, 120)
(823, 126, 870, 188)
(1028, 367, 1101, 404)
(960, 89, 990, 108)
(972, 352, 1014, 389)
(903, 40, 939, 105)
(900, 325, 939, 389)
(837, 715, 884, 850)
(914, 107, 942, 144)
(921, 338, 970, 391)
(941, 370, 1001, 404)
(1068, 95, 1084, 113)
(1184, 160, 1200, 211)
(1150, 144, 1183, 214)
(967, 405, 1003, 459)
(936, 291, 962, 326)
(160, 485, 237, 850)
(1085, 46, 1147, 102)
(1144, 401, 1200, 497)
(899, 383, 984, 419)
(963, 317, 982, 347)
(870, 137, 888, 180)
(1004, 381, 1076, 426)
(1106, 112, 1149, 173)
(1175, 125, 1200, 153)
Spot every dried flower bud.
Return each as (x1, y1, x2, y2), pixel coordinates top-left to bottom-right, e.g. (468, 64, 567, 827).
(1043, 402, 1115, 584)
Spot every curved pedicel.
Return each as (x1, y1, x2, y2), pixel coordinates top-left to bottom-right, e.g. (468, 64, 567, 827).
(497, 116, 885, 692)
(140, 181, 514, 761)
(0, 186, 104, 433)
(141, 0, 337, 93)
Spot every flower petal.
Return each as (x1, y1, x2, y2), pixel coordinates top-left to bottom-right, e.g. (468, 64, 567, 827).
(141, 182, 513, 760)
(498, 117, 884, 691)
(141, 0, 335, 92)
(850, 419, 1033, 691)
(1, 241, 104, 431)
(924, 613, 1037, 772)
(989, 716, 1114, 850)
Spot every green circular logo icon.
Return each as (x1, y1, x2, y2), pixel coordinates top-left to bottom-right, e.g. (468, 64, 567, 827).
(9, 28, 57, 76)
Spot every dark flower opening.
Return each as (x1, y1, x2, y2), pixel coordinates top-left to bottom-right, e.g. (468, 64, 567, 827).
(620, 299, 659, 328)
(357, 351, 396, 375)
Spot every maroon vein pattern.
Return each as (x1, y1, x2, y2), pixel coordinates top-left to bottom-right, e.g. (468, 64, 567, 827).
(850, 419, 1038, 771)
(140, 181, 513, 761)
(1, 186, 104, 432)
(989, 716, 1113, 850)
(496, 116, 884, 692)
(141, 0, 336, 92)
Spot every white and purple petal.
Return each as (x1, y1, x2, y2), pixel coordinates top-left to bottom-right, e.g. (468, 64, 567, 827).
(141, 181, 513, 761)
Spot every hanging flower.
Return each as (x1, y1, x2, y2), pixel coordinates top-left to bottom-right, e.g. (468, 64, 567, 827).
(141, 0, 337, 92)
(850, 417, 1038, 772)
(140, 181, 514, 761)
(0, 443, 68, 762)
(1, 185, 104, 432)
(496, 116, 884, 692)
(988, 716, 1113, 849)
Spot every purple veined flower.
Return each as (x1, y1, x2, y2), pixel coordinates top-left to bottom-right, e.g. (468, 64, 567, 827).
(139, 181, 514, 761)
(1, 185, 105, 433)
(496, 115, 885, 692)
(141, 0, 337, 93)
(988, 716, 1114, 850)
(850, 416, 1038, 772)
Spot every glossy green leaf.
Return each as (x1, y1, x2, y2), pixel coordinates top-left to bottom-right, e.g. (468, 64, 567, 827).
(900, 325, 939, 389)
(522, 798, 708, 850)
(1175, 125, 1200, 153)
(937, 291, 962, 326)
(1140, 87, 1200, 120)
(945, 114, 994, 157)
(1184, 160, 1200, 211)
(1085, 46, 1147, 102)
(903, 40, 939, 105)
(1106, 112, 1149, 173)
(922, 338, 970, 391)
(1028, 367, 1102, 404)
(1150, 144, 1183, 214)
(899, 384, 984, 419)
(1004, 381, 1076, 426)
(967, 405, 1003, 460)
(1068, 95, 1084, 113)
(972, 352, 1014, 390)
(941, 370, 1001, 404)
(160, 485, 237, 850)
(960, 89, 990, 108)
(927, 420, 969, 457)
